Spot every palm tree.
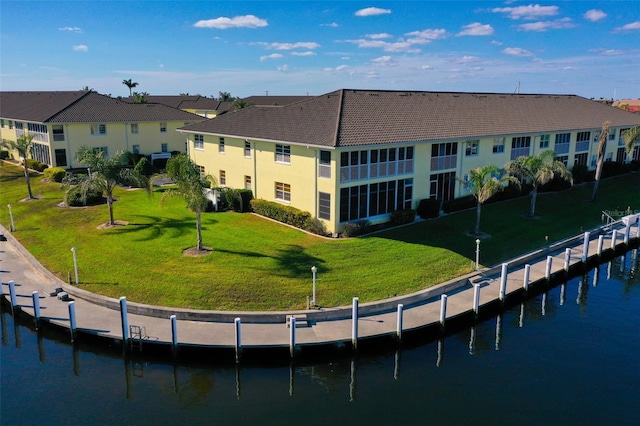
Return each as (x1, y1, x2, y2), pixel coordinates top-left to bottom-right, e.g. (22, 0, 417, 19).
(458, 165, 520, 235)
(1, 134, 36, 199)
(591, 121, 610, 202)
(623, 126, 640, 157)
(505, 150, 572, 217)
(231, 98, 251, 110)
(131, 91, 148, 103)
(122, 79, 139, 96)
(218, 91, 232, 101)
(151, 154, 216, 251)
(74, 147, 132, 225)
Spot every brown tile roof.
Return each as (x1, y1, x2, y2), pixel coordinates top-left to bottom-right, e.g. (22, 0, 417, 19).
(0, 91, 204, 123)
(243, 95, 313, 106)
(135, 95, 221, 111)
(0, 91, 89, 122)
(180, 89, 640, 147)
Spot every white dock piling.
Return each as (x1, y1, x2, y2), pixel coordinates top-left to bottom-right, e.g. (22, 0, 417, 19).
(545, 256, 553, 280)
(597, 235, 604, 256)
(289, 316, 296, 357)
(473, 284, 481, 315)
(499, 263, 508, 301)
(582, 232, 590, 262)
(396, 304, 403, 340)
(8, 280, 17, 309)
(234, 317, 242, 363)
(170, 315, 178, 354)
(564, 248, 571, 272)
(32, 291, 40, 327)
(439, 295, 448, 327)
(68, 301, 77, 342)
(523, 264, 531, 291)
(611, 230, 618, 249)
(352, 297, 359, 350)
(119, 297, 129, 344)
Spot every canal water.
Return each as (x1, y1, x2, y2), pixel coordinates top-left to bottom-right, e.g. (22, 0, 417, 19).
(2, 253, 639, 426)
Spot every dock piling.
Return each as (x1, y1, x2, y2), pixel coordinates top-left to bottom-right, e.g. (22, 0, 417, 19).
(473, 284, 481, 316)
(499, 263, 508, 301)
(439, 295, 447, 328)
(119, 297, 129, 351)
(597, 235, 604, 256)
(289, 316, 296, 357)
(234, 317, 242, 363)
(564, 248, 571, 272)
(68, 301, 77, 342)
(545, 256, 553, 280)
(352, 297, 359, 351)
(32, 291, 40, 328)
(523, 264, 531, 291)
(8, 280, 17, 311)
(582, 232, 590, 262)
(396, 304, 403, 340)
(611, 230, 618, 249)
(170, 315, 178, 356)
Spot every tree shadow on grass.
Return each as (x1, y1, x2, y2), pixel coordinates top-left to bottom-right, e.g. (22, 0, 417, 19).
(103, 214, 218, 242)
(272, 244, 327, 278)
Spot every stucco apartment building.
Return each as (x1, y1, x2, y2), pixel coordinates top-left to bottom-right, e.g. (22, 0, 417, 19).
(0, 90, 203, 168)
(179, 89, 640, 235)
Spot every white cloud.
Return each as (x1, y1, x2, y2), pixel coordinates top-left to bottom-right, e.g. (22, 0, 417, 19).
(421, 65, 434, 70)
(491, 40, 504, 46)
(492, 4, 559, 20)
(355, 7, 391, 17)
(260, 53, 284, 61)
(72, 44, 88, 52)
(502, 47, 534, 57)
(277, 64, 289, 72)
(291, 51, 316, 57)
(457, 22, 495, 36)
(262, 42, 320, 50)
(59, 26, 82, 33)
(194, 15, 267, 29)
(345, 38, 421, 53)
(321, 22, 339, 28)
(371, 56, 397, 66)
(518, 18, 576, 32)
(455, 56, 481, 64)
(405, 28, 449, 43)
(366, 33, 393, 39)
(614, 21, 640, 32)
(600, 49, 626, 56)
(584, 9, 607, 22)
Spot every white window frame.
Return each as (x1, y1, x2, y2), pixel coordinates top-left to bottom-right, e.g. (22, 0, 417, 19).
(220, 170, 226, 186)
(219, 137, 225, 154)
(275, 182, 291, 202)
(91, 124, 107, 135)
(131, 123, 139, 134)
(244, 140, 251, 158)
(194, 134, 204, 150)
(160, 122, 167, 133)
(275, 144, 291, 164)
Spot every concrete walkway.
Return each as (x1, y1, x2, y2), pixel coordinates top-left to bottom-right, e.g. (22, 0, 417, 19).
(1, 219, 638, 358)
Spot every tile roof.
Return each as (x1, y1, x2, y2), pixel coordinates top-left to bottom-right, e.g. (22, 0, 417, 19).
(0, 91, 204, 123)
(180, 89, 640, 147)
(243, 95, 313, 106)
(135, 95, 221, 111)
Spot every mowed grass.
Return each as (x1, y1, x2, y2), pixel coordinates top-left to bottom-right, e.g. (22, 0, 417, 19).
(1, 161, 638, 310)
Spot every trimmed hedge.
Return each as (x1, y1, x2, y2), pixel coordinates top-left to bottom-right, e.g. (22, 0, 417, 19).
(342, 219, 370, 237)
(25, 158, 48, 172)
(222, 188, 254, 212)
(250, 199, 311, 229)
(43, 167, 67, 182)
(417, 198, 441, 219)
(64, 186, 104, 207)
(390, 209, 416, 225)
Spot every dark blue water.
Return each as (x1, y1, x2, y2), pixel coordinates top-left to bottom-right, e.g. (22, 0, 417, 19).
(2, 253, 639, 426)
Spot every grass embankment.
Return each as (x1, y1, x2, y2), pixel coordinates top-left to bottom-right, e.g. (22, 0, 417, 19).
(0, 162, 637, 310)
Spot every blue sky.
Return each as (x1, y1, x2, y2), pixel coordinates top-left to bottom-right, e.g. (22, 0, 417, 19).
(1, 1, 639, 99)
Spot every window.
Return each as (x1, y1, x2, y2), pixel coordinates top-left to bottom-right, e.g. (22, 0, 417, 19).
(194, 134, 204, 150)
(430, 172, 456, 202)
(511, 136, 531, 160)
(616, 148, 627, 163)
(465, 140, 479, 156)
(575, 131, 590, 152)
(91, 124, 107, 135)
(339, 178, 413, 222)
(52, 125, 65, 142)
(319, 150, 331, 178)
(244, 175, 252, 190)
(554, 133, 570, 154)
(197, 165, 205, 174)
(618, 128, 630, 146)
(556, 155, 568, 166)
(132, 145, 140, 155)
(131, 123, 139, 134)
(161, 143, 168, 153)
(9, 120, 13, 129)
(219, 137, 225, 153)
(160, 122, 167, 133)
(0, 119, 4, 128)
(431, 142, 457, 171)
(220, 170, 226, 186)
(54, 149, 67, 167)
(319, 192, 331, 220)
(275, 144, 290, 164)
(574, 153, 588, 166)
(31, 142, 51, 165)
(539, 134, 550, 149)
(244, 140, 251, 158)
(96, 146, 109, 156)
(493, 138, 505, 154)
(275, 182, 291, 202)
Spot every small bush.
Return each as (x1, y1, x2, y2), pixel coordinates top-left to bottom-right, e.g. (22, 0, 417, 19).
(342, 220, 370, 237)
(0, 150, 9, 160)
(222, 188, 254, 212)
(250, 199, 312, 229)
(25, 158, 48, 172)
(152, 157, 169, 170)
(43, 167, 67, 182)
(442, 195, 476, 213)
(64, 186, 103, 207)
(134, 157, 155, 177)
(390, 209, 416, 226)
(571, 164, 589, 184)
(417, 198, 440, 219)
(304, 217, 327, 236)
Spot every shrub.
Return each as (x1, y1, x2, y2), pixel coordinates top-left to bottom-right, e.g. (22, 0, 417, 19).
(250, 199, 312, 229)
(571, 164, 589, 184)
(134, 157, 155, 177)
(25, 158, 48, 172)
(342, 220, 370, 237)
(417, 198, 440, 219)
(222, 188, 254, 212)
(304, 217, 327, 236)
(152, 157, 169, 170)
(442, 195, 476, 213)
(0, 150, 9, 160)
(64, 186, 103, 207)
(390, 209, 416, 226)
(43, 167, 67, 182)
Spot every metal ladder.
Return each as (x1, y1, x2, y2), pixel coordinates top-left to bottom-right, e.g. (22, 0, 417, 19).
(129, 325, 146, 352)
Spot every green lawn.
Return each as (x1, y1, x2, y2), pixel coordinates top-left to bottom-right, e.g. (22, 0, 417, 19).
(1, 161, 638, 310)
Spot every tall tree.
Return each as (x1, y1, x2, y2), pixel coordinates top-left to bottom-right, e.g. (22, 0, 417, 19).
(151, 154, 216, 251)
(74, 147, 132, 225)
(122, 79, 139, 96)
(131, 91, 148, 103)
(505, 150, 572, 217)
(1, 134, 36, 199)
(458, 165, 519, 235)
(591, 121, 610, 202)
(231, 98, 251, 110)
(218, 91, 232, 101)
(623, 126, 640, 157)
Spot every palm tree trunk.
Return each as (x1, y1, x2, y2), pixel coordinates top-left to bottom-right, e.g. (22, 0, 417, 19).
(195, 208, 203, 251)
(591, 159, 604, 202)
(23, 164, 34, 199)
(529, 188, 538, 217)
(107, 196, 115, 225)
(475, 202, 481, 235)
